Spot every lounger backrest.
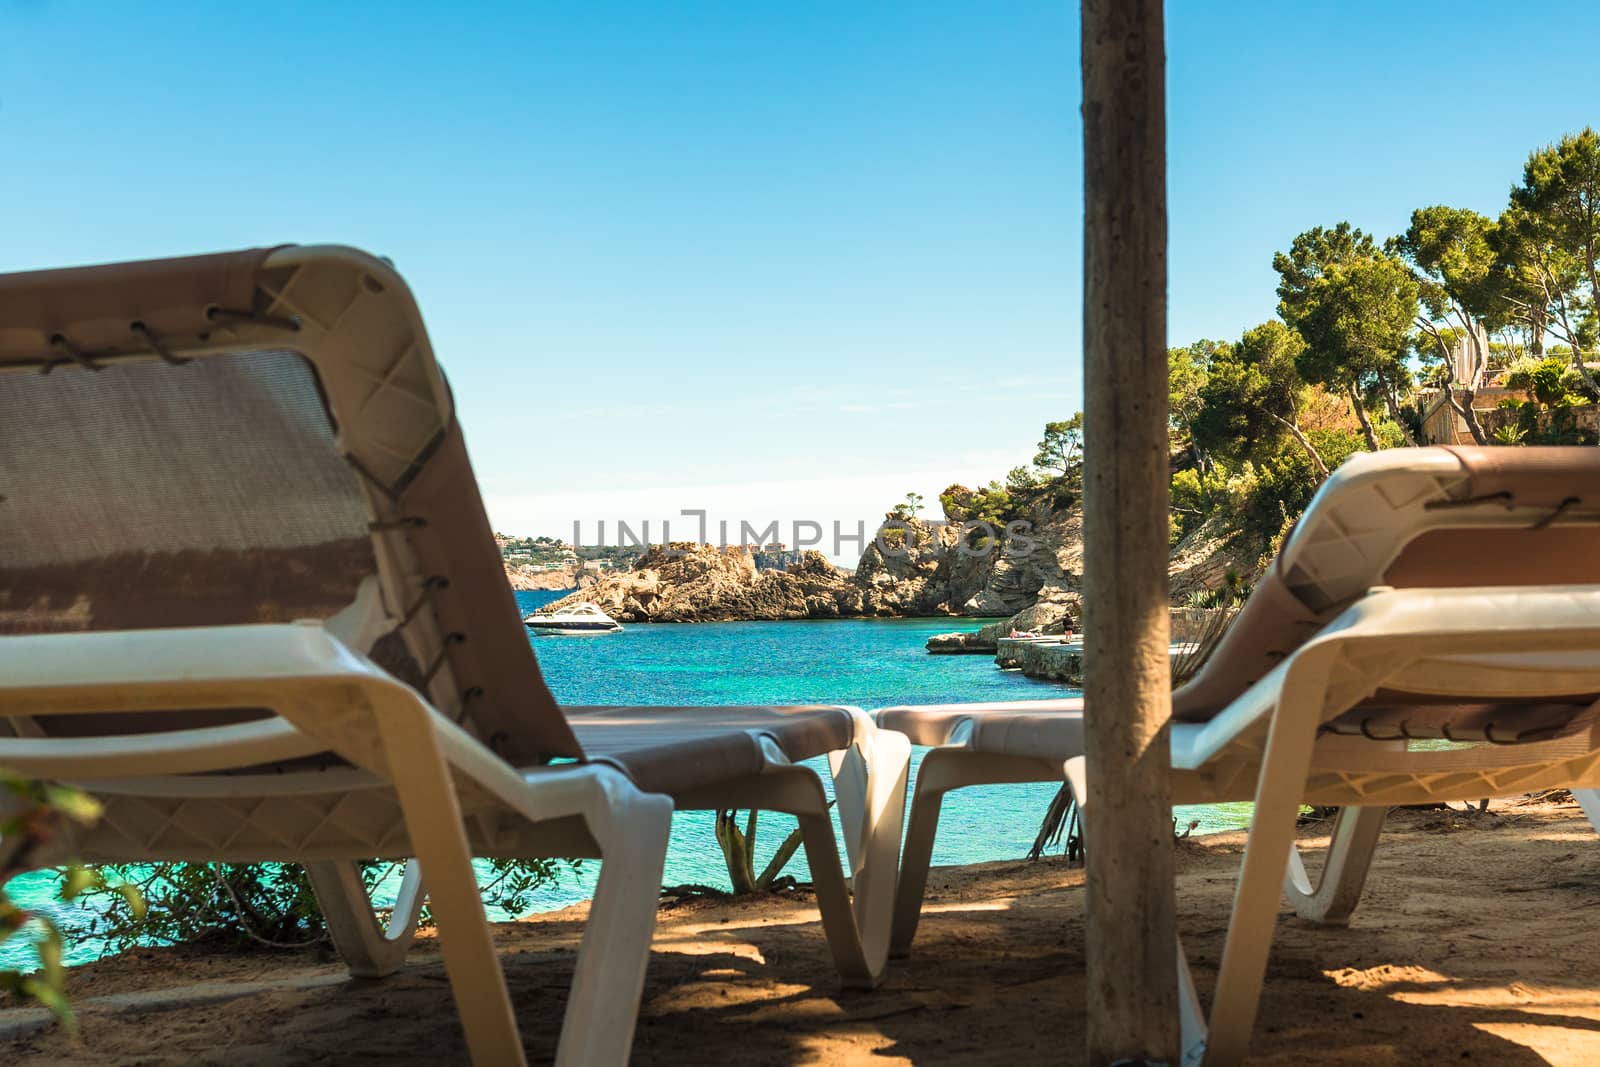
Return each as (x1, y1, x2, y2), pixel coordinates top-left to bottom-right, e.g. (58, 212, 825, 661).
(0, 246, 581, 764)
(1172, 445, 1600, 721)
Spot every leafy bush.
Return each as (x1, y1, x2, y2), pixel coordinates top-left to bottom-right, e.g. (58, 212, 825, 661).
(2, 774, 143, 1034)
(1504, 355, 1573, 406)
(1529, 357, 1570, 406)
(967, 481, 1022, 528)
(1005, 466, 1042, 493)
(1305, 427, 1364, 471)
(74, 857, 574, 955)
(1243, 453, 1317, 548)
(1562, 366, 1599, 401)
(1493, 424, 1529, 445)
(1502, 355, 1541, 395)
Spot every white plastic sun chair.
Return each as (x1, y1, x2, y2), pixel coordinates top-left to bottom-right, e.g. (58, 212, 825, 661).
(874, 445, 1600, 1065)
(0, 245, 909, 1065)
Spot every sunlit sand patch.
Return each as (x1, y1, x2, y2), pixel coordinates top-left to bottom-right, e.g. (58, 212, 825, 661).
(1473, 1021, 1600, 1062)
(792, 1032, 906, 1064)
(916, 899, 1018, 915)
(1327, 966, 1600, 1014)
(649, 980, 828, 1015)
(665, 912, 825, 937)
(1325, 964, 1452, 991)
(647, 935, 766, 963)
(1392, 981, 1600, 1011)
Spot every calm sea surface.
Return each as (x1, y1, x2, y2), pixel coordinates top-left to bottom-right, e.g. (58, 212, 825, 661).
(4, 590, 1249, 969)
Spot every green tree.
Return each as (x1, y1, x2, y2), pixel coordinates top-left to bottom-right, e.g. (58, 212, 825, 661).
(1497, 129, 1600, 392)
(1395, 205, 1504, 444)
(1192, 321, 1328, 474)
(1033, 413, 1084, 481)
(890, 491, 925, 521)
(1168, 340, 1220, 460)
(1274, 223, 1419, 450)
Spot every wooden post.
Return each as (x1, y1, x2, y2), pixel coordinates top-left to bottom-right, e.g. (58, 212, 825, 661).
(1079, 1, 1179, 1064)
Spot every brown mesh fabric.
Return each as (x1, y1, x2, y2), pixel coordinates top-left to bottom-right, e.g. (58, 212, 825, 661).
(0, 246, 582, 767)
(0, 350, 377, 738)
(395, 422, 581, 763)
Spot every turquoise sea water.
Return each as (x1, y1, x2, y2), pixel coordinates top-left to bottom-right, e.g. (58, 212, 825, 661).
(3, 592, 1250, 970)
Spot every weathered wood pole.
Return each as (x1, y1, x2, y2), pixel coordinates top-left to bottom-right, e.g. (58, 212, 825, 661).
(1080, 1, 1179, 1064)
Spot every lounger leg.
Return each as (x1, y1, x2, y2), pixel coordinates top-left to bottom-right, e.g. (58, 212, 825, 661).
(1575, 789, 1600, 835)
(374, 704, 526, 1067)
(1177, 937, 1207, 1067)
(890, 748, 1057, 959)
(889, 747, 962, 959)
(828, 740, 869, 881)
(306, 858, 425, 978)
(833, 727, 911, 975)
(1201, 657, 1331, 1066)
(1281, 806, 1385, 925)
(558, 783, 672, 1067)
(795, 796, 878, 988)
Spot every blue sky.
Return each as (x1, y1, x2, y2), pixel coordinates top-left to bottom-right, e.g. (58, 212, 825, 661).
(3, 1, 1597, 559)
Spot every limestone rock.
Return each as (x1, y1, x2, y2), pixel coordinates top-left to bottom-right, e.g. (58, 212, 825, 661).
(526, 493, 1258, 625)
(540, 543, 859, 623)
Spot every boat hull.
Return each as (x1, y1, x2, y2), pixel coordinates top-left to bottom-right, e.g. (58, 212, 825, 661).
(525, 621, 623, 635)
(523, 601, 624, 635)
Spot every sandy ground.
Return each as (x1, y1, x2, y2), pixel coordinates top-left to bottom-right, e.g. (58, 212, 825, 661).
(7, 795, 1600, 1065)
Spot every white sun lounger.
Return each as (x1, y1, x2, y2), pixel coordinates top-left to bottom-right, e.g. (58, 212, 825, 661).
(0, 245, 910, 1065)
(874, 445, 1600, 1064)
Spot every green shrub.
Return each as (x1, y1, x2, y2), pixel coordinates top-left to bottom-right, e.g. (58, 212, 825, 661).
(1502, 355, 1541, 396)
(1492, 424, 1528, 446)
(2, 774, 143, 1035)
(1517, 399, 1541, 435)
(1562, 366, 1598, 401)
(74, 857, 574, 955)
(1529, 357, 1570, 406)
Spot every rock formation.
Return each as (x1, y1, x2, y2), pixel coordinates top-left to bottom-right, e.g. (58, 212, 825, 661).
(538, 544, 862, 623)
(529, 495, 1262, 625)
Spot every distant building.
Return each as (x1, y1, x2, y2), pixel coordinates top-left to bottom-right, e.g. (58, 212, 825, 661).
(1418, 386, 1515, 445)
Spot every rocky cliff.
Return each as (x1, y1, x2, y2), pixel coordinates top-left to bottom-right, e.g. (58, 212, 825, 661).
(532, 501, 1260, 625)
(852, 505, 1084, 632)
(538, 543, 863, 623)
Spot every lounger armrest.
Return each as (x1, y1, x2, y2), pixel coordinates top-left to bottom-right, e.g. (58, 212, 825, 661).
(0, 622, 396, 777)
(1181, 584, 1600, 769)
(871, 698, 1086, 748)
(0, 624, 652, 828)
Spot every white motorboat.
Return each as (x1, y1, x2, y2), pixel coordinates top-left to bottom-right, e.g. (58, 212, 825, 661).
(523, 602, 624, 635)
